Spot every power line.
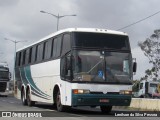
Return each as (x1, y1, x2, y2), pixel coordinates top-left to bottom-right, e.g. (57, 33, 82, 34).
(117, 10, 160, 31)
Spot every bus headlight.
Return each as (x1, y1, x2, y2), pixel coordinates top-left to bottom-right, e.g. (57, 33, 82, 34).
(72, 89, 90, 94)
(119, 90, 132, 95)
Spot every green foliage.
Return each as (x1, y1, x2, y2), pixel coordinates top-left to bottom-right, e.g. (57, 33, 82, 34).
(132, 80, 140, 92)
(138, 29, 160, 80)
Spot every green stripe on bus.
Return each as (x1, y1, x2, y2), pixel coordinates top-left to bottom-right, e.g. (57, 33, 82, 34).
(20, 66, 51, 100)
(24, 66, 51, 98)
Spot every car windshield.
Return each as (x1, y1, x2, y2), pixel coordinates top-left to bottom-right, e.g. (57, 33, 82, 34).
(72, 50, 132, 84)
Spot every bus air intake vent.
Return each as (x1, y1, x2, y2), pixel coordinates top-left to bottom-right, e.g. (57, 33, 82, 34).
(90, 92, 103, 94)
(107, 92, 119, 95)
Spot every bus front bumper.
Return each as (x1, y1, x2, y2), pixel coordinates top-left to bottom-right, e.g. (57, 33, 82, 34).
(72, 94, 131, 106)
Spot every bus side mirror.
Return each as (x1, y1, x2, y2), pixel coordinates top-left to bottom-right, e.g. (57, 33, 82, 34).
(133, 62, 137, 73)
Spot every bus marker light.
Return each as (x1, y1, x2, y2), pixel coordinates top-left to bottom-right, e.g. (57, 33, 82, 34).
(72, 89, 90, 94)
(73, 89, 78, 94)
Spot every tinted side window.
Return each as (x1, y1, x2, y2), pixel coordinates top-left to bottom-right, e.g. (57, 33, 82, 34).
(44, 41, 48, 59)
(53, 38, 58, 58)
(28, 47, 32, 64)
(56, 36, 62, 57)
(37, 44, 43, 62)
(60, 56, 66, 79)
(31, 46, 36, 63)
(35, 45, 38, 62)
(51, 39, 54, 58)
(45, 38, 53, 59)
(25, 49, 30, 64)
(62, 34, 71, 56)
(52, 36, 62, 59)
(18, 52, 21, 66)
(42, 42, 46, 60)
(20, 52, 23, 66)
(15, 53, 19, 67)
(22, 50, 26, 65)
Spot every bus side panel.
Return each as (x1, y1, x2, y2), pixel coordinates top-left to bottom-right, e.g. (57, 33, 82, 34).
(29, 59, 66, 104)
(65, 82, 72, 106)
(16, 59, 68, 105)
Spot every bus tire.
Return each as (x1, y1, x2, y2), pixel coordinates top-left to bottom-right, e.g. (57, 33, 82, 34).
(26, 89, 35, 107)
(56, 90, 66, 112)
(21, 89, 27, 106)
(100, 106, 112, 114)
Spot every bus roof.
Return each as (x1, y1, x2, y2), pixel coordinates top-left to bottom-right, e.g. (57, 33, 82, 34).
(17, 28, 128, 52)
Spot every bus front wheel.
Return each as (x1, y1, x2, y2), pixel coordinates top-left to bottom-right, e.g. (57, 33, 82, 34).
(100, 106, 112, 114)
(56, 91, 67, 112)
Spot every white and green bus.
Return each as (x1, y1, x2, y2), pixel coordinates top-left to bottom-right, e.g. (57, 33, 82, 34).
(15, 28, 136, 113)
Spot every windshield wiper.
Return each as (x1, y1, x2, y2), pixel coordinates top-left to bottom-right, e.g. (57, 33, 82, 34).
(87, 58, 104, 74)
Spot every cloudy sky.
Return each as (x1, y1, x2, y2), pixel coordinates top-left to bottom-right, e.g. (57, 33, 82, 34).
(0, 0, 160, 80)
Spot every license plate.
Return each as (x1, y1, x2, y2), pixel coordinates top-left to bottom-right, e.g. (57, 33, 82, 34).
(99, 99, 109, 103)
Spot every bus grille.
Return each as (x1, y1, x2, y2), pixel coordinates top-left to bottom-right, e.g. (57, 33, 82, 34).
(0, 82, 7, 92)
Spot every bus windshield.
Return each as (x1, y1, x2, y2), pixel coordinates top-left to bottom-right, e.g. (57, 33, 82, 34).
(72, 50, 132, 84)
(73, 32, 130, 50)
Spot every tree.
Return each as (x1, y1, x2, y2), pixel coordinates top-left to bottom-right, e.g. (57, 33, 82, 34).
(132, 80, 140, 92)
(138, 29, 160, 81)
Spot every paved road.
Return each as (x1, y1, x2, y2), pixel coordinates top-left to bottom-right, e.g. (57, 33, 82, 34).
(0, 95, 158, 120)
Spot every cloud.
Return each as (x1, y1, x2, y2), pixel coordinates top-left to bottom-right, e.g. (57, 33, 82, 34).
(0, 0, 160, 80)
(0, 0, 19, 7)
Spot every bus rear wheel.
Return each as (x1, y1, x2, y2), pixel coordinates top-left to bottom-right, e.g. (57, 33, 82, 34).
(26, 90, 35, 107)
(100, 106, 112, 114)
(21, 89, 27, 105)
